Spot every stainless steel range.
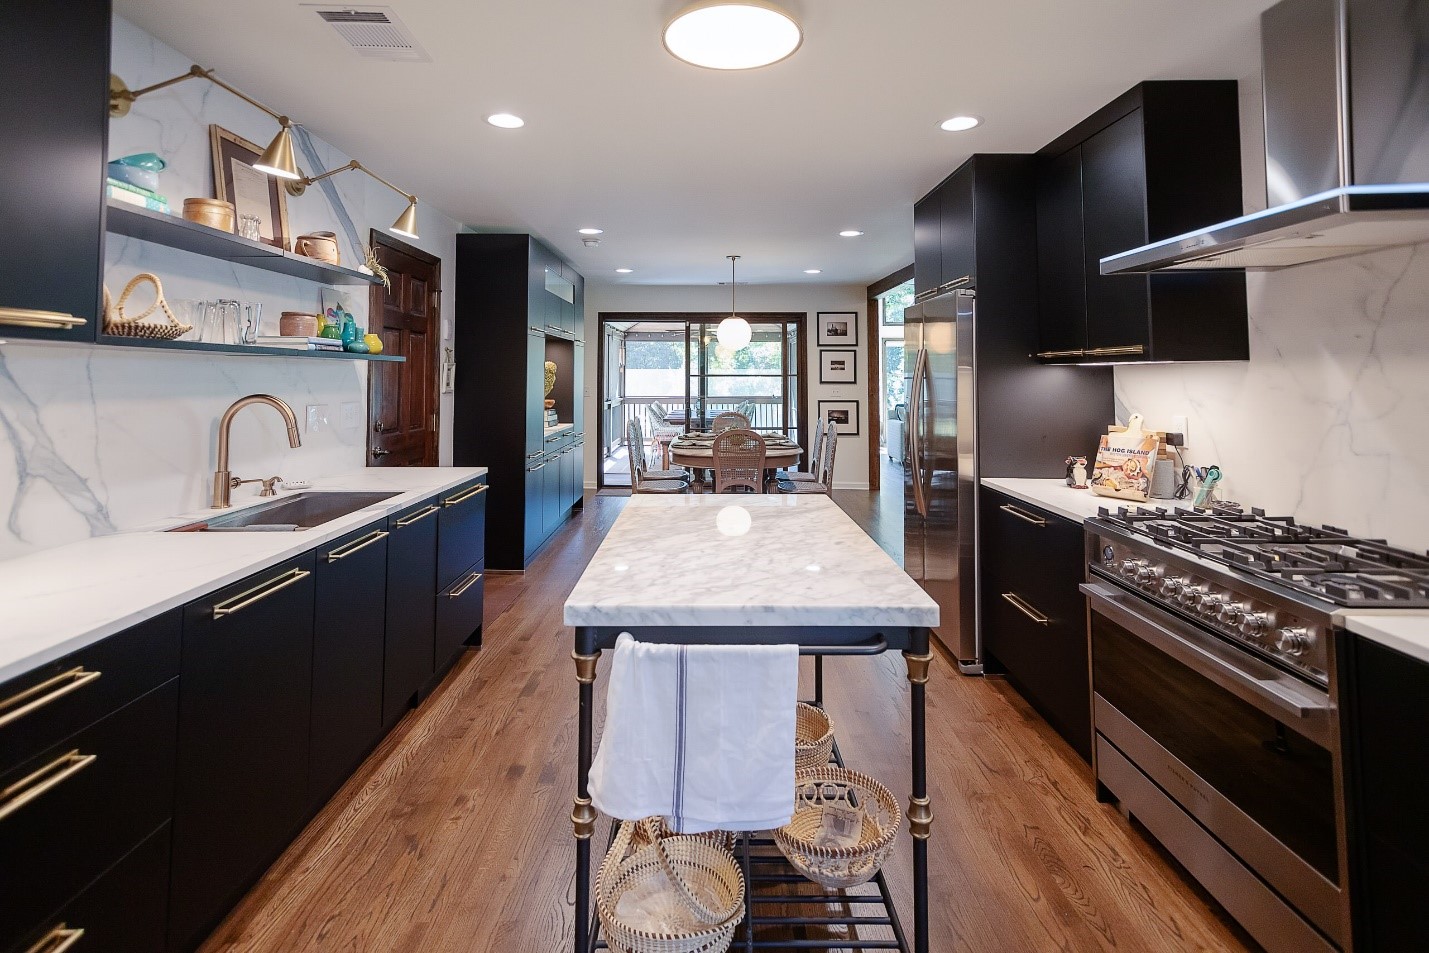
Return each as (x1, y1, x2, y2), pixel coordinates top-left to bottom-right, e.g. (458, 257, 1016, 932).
(1080, 503, 1428, 953)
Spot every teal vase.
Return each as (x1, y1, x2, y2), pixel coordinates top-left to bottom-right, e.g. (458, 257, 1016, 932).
(340, 314, 360, 350)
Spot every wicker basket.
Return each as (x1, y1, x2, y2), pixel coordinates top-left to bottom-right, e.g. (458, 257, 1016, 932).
(632, 816, 737, 853)
(773, 767, 903, 889)
(596, 819, 745, 953)
(105, 273, 192, 340)
(794, 703, 835, 772)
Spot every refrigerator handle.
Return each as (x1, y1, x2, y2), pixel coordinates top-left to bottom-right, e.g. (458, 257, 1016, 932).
(909, 347, 929, 519)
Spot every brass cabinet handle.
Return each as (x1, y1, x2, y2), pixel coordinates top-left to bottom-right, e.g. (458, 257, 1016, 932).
(394, 504, 438, 528)
(0, 307, 86, 330)
(999, 503, 1047, 527)
(448, 571, 483, 599)
(0, 668, 102, 730)
(24, 924, 85, 953)
(212, 568, 311, 619)
(0, 750, 96, 822)
(1084, 345, 1144, 357)
(529, 325, 543, 334)
(443, 483, 488, 507)
(1001, 592, 1051, 625)
(529, 462, 546, 472)
(939, 276, 972, 291)
(1036, 349, 1086, 359)
(325, 530, 388, 562)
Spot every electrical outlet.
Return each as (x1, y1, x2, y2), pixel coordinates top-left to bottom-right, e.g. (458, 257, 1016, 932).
(305, 404, 329, 434)
(1171, 415, 1189, 447)
(341, 401, 361, 433)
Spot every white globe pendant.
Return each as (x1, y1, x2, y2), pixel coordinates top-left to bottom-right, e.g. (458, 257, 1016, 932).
(717, 316, 752, 350)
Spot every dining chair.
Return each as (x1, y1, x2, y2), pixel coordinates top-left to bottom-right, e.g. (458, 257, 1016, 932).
(627, 422, 689, 494)
(780, 417, 827, 483)
(629, 416, 688, 481)
(777, 425, 837, 495)
(711, 428, 767, 493)
(712, 411, 750, 433)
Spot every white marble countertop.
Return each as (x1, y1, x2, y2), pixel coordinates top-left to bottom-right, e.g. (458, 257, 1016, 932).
(0, 466, 486, 684)
(980, 478, 1112, 524)
(1343, 612, 1429, 665)
(545, 423, 573, 437)
(564, 495, 938, 628)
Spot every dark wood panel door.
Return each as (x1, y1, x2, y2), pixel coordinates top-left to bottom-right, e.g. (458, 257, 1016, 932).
(912, 193, 942, 296)
(369, 237, 439, 466)
(1036, 147, 1088, 357)
(1081, 111, 1152, 355)
(939, 167, 976, 288)
(0, 0, 107, 342)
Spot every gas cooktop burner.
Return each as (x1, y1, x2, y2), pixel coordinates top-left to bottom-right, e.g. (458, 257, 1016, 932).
(1096, 503, 1429, 608)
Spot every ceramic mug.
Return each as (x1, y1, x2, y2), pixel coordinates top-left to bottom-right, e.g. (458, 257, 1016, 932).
(294, 231, 340, 265)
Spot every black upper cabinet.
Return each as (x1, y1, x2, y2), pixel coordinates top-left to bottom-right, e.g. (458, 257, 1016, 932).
(938, 169, 976, 289)
(0, 0, 108, 341)
(912, 194, 942, 298)
(1035, 81, 1248, 364)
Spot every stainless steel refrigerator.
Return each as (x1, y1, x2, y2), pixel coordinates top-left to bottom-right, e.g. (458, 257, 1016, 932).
(904, 288, 980, 673)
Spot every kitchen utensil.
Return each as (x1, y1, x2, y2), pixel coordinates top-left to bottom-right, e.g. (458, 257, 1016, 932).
(1193, 465, 1223, 507)
(183, 197, 235, 233)
(104, 272, 193, 340)
(279, 312, 320, 337)
(294, 231, 340, 265)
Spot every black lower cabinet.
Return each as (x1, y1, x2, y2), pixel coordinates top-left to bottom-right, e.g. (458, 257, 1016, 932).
(384, 500, 439, 727)
(437, 478, 488, 592)
(436, 561, 485, 668)
(309, 526, 390, 806)
(1345, 636, 1429, 952)
(170, 554, 316, 953)
(9, 822, 172, 953)
(979, 488, 1091, 761)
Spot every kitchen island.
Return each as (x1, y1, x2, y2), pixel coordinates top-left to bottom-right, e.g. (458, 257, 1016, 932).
(564, 494, 939, 953)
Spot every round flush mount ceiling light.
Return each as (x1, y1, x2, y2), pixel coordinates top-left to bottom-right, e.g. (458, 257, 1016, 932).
(939, 115, 982, 132)
(486, 113, 525, 128)
(803, 269, 822, 274)
(664, 1, 803, 71)
(839, 230, 863, 238)
(615, 267, 634, 274)
(578, 227, 604, 235)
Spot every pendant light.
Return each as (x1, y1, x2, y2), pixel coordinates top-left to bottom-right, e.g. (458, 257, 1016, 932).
(717, 255, 753, 351)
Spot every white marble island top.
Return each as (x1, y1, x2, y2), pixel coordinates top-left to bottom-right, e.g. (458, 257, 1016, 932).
(0, 466, 486, 683)
(564, 495, 938, 629)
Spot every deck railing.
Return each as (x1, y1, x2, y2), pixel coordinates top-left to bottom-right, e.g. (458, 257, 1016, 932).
(604, 396, 794, 457)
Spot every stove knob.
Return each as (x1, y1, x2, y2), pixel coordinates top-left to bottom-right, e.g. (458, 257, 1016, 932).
(1160, 576, 1186, 597)
(1277, 627, 1312, 657)
(1136, 564, 1161, 585)
(1198, 593, 1226, 616)
(1119, 558, 1147, 579)
(1217, 602, 1246, 625)
(1241, 611, 1271, 636)
(1178, 584, 1206, 607)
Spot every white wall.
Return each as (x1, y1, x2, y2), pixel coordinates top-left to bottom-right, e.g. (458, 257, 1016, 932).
(1112, 74, 1429, 548)
(582, 283, 871, 489)
(0, 16, 464, 560)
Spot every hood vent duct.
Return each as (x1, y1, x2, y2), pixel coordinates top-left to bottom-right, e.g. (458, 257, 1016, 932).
(1102, 0, 1429, 274)
(311, 5, 430, 61)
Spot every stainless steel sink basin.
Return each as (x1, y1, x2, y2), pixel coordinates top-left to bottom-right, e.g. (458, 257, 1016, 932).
(167, 491, 400, 532)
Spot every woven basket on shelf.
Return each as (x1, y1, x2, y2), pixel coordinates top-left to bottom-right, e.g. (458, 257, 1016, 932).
(774, 766, 902, 889)
(632, 816, 737, 853)
(794, 702, 835, 772)
(596, 818, 745, 953)
(105, 273, 192, 340)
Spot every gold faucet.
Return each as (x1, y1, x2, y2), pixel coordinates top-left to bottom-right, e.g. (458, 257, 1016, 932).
(212, 395, 302, 508)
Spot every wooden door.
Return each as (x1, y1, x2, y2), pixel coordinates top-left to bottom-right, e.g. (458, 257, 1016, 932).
(369, 236, 439, 466)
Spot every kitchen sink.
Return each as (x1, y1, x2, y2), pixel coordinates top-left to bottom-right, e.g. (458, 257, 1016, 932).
(167, 491, 400, 532)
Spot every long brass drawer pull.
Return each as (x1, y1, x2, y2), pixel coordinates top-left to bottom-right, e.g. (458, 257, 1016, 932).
(1084, 345, 1145, 357)
(998, 503, 1047, 527)
(0, 307, 86, 330)
(394, 504, 439, 528)
(326, 530, 389, 562)
(0, 668, 102, 730)
(448, 571, 483, 598)
(25, 924, 85, 953)
(0, 750, 96, 823)
(1001, 592, 1051, 625)
(1036, 349, 1086, 359)
(443, 483, 488, 507)
(212, 568, 311, 619)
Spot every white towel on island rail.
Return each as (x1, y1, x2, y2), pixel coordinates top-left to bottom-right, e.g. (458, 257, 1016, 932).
(588, 633, 799, 834)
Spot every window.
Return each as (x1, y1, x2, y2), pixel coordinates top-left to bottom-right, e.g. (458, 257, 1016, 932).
(877, 280, 913, 449)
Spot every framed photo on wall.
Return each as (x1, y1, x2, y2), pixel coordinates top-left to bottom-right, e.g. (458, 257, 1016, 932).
(210, 124, 291, 250)
(819, 349, 857, 384)
(816, 311, 858, 347)
(818, 399, 860, 436)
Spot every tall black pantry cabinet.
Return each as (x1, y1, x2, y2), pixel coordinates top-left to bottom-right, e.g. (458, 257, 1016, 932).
(455, 234, 586, 570)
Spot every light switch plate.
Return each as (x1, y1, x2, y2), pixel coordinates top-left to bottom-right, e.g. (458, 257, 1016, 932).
(305, 404, 329, 434)
(341, 401, 361, 434)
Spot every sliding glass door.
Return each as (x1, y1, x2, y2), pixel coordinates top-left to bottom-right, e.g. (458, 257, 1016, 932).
(686, 319, 801, 440)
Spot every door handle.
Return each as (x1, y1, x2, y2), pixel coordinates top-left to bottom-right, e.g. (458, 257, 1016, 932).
(372, 448, 392, 457)
(0, 750, 96, 823)
(443, 483, 488, 506)
(1084, 345, 1144, 357)
(394, 504, 439, 528)
(374, 422, 385, 433)
(448, 571, 483, 598)
(1001, 592, 1050, 625)
(998, 503, 1048, 527)
(909, 348, 929, 519)
(23, 924, 85, 953)
(212, 568, 311, 619)
(0, 668, 102, 730)
(325, 529, 389, 562)
(0, 307, 86, 330)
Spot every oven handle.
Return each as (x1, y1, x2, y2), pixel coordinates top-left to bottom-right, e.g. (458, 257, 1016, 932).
(1081, 582, 1332, 722)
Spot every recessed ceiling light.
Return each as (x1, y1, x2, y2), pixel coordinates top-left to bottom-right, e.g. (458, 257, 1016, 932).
(615, 268, 633, 274)
(579, 227, 604, 236)
(804, 269, 822, 274)
(839, 230, 863, 238)
(486, 113, 525, 128)
(939, 115, 982, 132)
(663, 1, 803, 71)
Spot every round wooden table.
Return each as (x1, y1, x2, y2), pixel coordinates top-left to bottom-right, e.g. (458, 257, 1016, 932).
(668, 437, 802, 488)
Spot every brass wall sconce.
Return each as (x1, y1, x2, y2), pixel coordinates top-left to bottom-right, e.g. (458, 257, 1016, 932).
(285, 160, 420, 240)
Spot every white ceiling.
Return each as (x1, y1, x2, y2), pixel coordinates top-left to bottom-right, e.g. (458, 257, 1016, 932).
(115, 0, 1277, 286)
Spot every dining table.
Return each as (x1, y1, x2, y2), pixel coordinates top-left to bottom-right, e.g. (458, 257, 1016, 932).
(563, 494, 939, 953)
(667, 431, 802, 483)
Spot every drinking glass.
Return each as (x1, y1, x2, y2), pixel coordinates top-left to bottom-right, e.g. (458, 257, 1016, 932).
(241, 303, 262, 345)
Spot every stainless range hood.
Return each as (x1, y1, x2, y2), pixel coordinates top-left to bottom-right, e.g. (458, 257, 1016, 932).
(1103, 0, 1429, 274)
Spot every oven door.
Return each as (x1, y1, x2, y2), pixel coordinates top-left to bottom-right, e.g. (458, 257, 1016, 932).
(1083, 580, 1346, 946)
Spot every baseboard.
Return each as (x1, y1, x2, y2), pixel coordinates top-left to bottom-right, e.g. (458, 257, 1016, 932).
(833, 481, 871, 491)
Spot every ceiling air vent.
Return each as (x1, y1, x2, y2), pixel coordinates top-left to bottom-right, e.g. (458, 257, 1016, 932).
(309, 5, 430, 61)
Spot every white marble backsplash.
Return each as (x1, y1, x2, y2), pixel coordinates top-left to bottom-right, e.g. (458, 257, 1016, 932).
(1115, 244, 1429, 550)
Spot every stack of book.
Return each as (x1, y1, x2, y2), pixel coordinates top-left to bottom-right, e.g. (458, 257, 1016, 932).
(254, 336, 345, 352)
(545, 408, 559, 426)
(106, 177, 170, 214)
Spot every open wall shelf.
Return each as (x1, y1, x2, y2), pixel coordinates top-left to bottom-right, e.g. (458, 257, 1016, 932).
(105, 202, 382, 286)
(97, 335, 403, 362)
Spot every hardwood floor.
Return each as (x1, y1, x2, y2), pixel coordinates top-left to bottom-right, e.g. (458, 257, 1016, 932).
(200, 492, 1255, 953)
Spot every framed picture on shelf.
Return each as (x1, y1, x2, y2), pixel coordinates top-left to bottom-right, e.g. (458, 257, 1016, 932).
(818, 399, 860, 436)
(816, 311, 858, 347)
(210, 124, 291, 250)
(819, 349, 857, 384)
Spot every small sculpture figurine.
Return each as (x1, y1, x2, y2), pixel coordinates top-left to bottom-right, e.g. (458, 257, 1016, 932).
(1066, 455, 1089, 489)
(544, 360, 558, 409)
